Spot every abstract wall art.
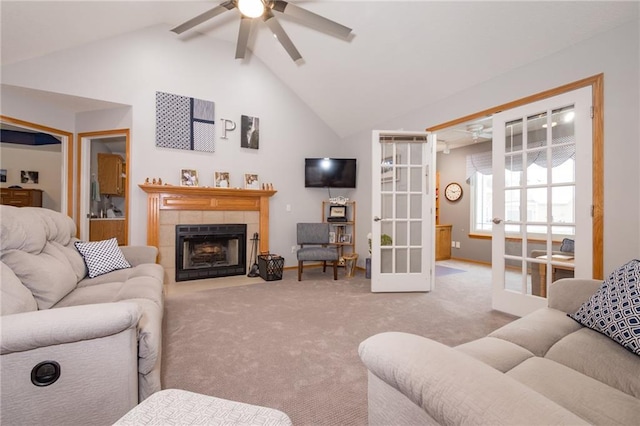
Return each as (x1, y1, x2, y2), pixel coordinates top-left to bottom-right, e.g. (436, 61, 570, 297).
(156, 91, 215, 153)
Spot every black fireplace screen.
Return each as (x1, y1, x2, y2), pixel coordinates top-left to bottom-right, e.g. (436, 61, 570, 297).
(175, 224, 246, 282)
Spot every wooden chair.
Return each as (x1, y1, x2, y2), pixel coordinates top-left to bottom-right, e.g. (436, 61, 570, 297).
(296, 223, 339, 281)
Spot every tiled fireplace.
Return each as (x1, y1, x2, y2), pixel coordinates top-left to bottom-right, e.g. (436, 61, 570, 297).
(139, 185, 276, 287)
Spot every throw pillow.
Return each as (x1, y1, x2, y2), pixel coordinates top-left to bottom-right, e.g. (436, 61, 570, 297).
(559, 238, 575, 253)
(569, 259, 640, 356)
(74, 238, 131, 278)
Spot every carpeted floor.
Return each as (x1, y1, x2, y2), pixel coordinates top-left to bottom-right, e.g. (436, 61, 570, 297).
(435, 264, 466, 276)
(162, 262, 515, 425)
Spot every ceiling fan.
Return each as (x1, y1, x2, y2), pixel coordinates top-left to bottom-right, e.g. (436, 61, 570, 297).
(452, 124, 493, 142)
(171, 0, 352, 62)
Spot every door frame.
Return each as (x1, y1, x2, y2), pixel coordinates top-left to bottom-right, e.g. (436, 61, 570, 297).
(77, 129, 130, 244)
(426, 74, 604, 280)
(1, 115, 74, 219)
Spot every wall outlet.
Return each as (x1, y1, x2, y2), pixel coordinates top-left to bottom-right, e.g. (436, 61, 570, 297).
(286, 204, 291, 212)
(291, 245, 297, 253)
(455, 241, 461, 249)
(451, 241, 456, 248)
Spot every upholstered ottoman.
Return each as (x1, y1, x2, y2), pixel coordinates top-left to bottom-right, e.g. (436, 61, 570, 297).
(114, 389, 292, 425)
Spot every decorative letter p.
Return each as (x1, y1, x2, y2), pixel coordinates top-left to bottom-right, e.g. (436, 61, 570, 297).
(221, 119, 236, 139)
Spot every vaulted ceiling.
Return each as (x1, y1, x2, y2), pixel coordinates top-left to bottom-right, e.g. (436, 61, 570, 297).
(1, 1, 637, 139)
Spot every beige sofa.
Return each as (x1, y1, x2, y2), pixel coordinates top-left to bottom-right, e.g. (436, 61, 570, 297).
(0, 206, 164, 425)
(359, 278, 640, 425)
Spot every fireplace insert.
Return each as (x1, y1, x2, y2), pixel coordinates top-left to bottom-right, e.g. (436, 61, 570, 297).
(175, 224, 247, 282)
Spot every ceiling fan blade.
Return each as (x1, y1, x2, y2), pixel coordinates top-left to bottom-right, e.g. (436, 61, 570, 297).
(263, 13, 302, 62)
(235, 16, 252, 59)
(271, 0, 352, 39)
(171, 0, 236, 34)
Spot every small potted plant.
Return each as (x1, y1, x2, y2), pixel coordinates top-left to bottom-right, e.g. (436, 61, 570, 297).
(366, 233, 392, 278)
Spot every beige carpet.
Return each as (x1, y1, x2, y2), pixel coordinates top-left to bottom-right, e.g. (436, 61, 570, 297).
(161, 263, 515, 425)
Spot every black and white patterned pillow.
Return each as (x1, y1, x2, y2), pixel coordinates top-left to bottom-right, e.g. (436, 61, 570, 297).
(75, 238, 131, 278)
(569, 259, 640, 355)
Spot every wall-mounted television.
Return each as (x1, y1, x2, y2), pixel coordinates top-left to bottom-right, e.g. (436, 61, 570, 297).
(305, 158, 357, 188)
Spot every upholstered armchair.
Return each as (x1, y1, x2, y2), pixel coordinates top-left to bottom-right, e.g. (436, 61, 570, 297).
(296, 223, 339, 281)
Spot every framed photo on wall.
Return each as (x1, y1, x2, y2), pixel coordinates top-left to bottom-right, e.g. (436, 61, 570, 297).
(21, 170, 39, 184)
(180, 169, 199, 186)
(240, 115, 260, 149)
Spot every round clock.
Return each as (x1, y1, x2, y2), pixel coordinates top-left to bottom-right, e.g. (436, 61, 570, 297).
(444, 182, 463, 202)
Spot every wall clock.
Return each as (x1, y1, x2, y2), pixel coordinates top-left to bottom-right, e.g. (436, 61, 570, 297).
(445, 182, 463, 202)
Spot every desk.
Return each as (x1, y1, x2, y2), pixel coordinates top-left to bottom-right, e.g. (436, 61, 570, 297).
(537, 255, 575, 297)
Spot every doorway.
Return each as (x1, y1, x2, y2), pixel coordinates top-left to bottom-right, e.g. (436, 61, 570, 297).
(427, 75, 604, 315)
(0, 115, 74, 216)
(78, 129, 130, 245)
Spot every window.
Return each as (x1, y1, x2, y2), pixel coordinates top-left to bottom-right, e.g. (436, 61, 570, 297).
(470, 154, 576, 237)
(471, 172, 493, 233)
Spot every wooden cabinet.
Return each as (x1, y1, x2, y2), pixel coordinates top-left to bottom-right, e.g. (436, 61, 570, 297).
(322, 201, 356, 263)
(98, 153, 125, 196)
(1, 188, 43, 207)
(435, 224, 452, 260)
(90, 219, 125, 245)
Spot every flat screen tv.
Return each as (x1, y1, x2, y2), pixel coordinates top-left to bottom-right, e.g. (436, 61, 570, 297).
(305, 158, 357, 188)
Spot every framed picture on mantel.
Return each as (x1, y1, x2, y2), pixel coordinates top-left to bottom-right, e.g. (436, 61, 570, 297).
(244, 173, 259, 189)
(180, 169, 198, 187)
(214, 171, 230, 188)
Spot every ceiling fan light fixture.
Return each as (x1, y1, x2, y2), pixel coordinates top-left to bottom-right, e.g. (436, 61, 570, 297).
(238, 0, 265, 18)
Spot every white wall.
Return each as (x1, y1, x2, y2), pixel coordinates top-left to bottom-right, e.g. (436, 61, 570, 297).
(0, 143, 63, 211)
(1, 24, 343, 266)
(2, 20, 638, 273)
(344, 19, 640, 274)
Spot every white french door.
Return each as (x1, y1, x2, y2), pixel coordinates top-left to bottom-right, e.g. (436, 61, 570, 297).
(491, 87, 593, 316)
(371, 130, 434, 292)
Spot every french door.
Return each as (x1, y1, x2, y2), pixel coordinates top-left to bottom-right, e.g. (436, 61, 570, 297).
(371, 131, 434, 292)
(491, 87, 592, 316)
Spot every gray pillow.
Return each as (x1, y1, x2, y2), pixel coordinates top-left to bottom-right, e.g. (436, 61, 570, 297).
(560, 238, 574, 253)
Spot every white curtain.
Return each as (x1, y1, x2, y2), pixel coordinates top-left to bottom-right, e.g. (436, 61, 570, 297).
(466, 134, 575, 181)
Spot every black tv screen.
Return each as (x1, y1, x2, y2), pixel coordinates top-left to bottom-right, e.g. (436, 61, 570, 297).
(305, 158, 357, 188)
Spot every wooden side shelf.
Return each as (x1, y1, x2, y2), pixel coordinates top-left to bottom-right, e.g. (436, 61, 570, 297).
(322, 201, 356, 264)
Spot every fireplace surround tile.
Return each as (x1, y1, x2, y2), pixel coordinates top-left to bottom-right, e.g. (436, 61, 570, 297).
(179, 210, 202, 224)
(160, 210, 179, 225)
(158, 210, 261, 286)
(139, 185, 276, 288)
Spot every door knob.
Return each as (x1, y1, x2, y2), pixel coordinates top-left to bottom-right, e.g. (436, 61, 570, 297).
(373, 216, 382, 222)
(492, 217, 503, 224)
